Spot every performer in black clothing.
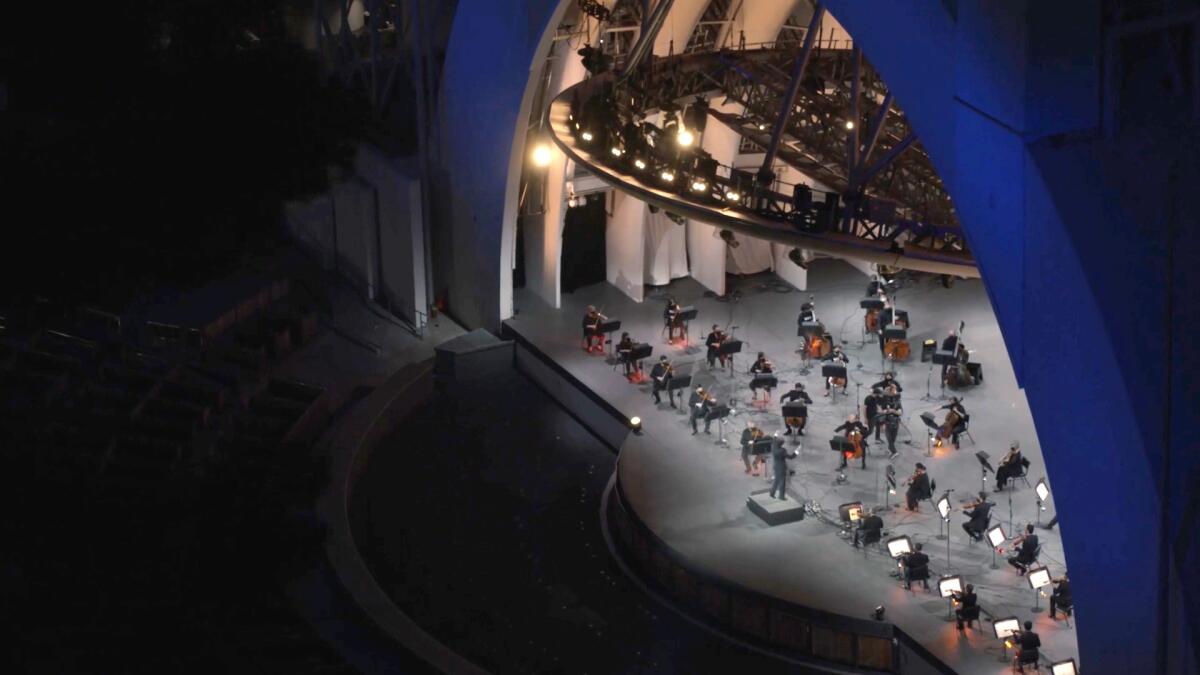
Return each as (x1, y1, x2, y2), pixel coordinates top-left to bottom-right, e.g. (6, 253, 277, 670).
(769, 438, 798, 500)
(650, 356, 674, 407)
(904, 463, 931, 511)
(995, 441, 1024, 490)
(835, 415, 869, 469)
(953, 584, 980, 630)
(961, 492, 993, 541)
(822, 346, 849, 395)
(749, 352, 775, 401)
(616, 332, 639, 377)
(852, 512, 883, 548)
(902, 543, 930, 590)
(740, 422, 759, 474)
(939, 397, 967, 448)
(705, 325, 726, 368)
(1049, 574, 1072, 619)
(780, 383, 812, 435)
(1007, 524, 1040, 574)
(664, 299, 683, 341)
(879, 407, 901, 457)
(688, 385, 706, 434)
(940, 330, 961, 380)
(700, 392, 718, 433)
(799, 299, 816, 323)
(863, 387, 883, 441)
(582, 305, 606, 351)
(872, 372, 903, 393)
(1014, 621, 1041, 672)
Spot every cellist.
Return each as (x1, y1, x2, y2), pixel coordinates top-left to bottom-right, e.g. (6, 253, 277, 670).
(937, 396, 967, 448)
(835, 414, 869, 470)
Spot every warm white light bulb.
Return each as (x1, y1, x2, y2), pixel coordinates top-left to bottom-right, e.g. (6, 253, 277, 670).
(845, 120, 855, 130)
(661, 170, 675, 182)
(676, 128, 694, 147)
(531, 144, 553, 167)
(633, 158, 646, 170)
(581, 130, 593, 142)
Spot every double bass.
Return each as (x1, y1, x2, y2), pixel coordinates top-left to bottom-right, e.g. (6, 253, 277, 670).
(864, 308, 881, 334)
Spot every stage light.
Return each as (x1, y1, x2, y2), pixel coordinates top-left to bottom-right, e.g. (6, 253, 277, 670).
(845, 120, 855, 130)
(986, 524, 1006, 548)
(610, 145, 623, 157)
(724, 190, 740, 201)
(531, 144, 554, 167)
(993, 616, 1021, 639)
(660, 169, 675, 182)
(936, 493, 952, 520)
(1027, 566, 1052, 590)
(886, 535, 913, 558)
(581, 130, 594, 142)
(872, 605, 885, 621)
(676, 127, 695, 147)
(757, 123, 767, 130)
(1050, 658, 1079, 675)
(787, 248, 809, 269)
(690, 179, 708, 193)
(1036, 478, 1050, 502)
(719, 229, 740, 248)
(630, 416, 642, 434)
(633, 158, 647, 170)
(938, 575, 963, 598)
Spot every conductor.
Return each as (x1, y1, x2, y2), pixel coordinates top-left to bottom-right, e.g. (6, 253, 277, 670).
(769, 437, 799, 500)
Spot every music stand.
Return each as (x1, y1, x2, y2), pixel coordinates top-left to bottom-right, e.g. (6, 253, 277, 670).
(975, 451, 994, 493)
(859, 298, 885, 310)
(718, 339, 743, 376)
(625, 343, 653, 381)
(919, 411, 939, 457)
(706, 404, 732, 445)
(831, 437, 853, 483)
(750, 374, 778, 392)
(821, 363, 847, 398)
(667, 374, 692, 410)
(598, 319, 621, 355)
(676, 306, 698, 346)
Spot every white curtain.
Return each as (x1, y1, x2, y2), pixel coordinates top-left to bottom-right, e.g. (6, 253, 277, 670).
(725, 230, 774, 275)
(644, 209, 689, 285)
(687, 219, 726, 295)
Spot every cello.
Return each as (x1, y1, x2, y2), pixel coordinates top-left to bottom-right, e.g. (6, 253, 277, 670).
(864, 308, 880, 334)
(936, 408, 962, 448)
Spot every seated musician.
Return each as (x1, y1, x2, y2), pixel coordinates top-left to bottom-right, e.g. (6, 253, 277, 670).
(995, 441, 1024, 490)
(901, 543, 931, 590)
(664, 299, 683, 341)
(705, 324, 726, 368)
(822, 345, 850, 395)
(799, 300, 816, 323)
(1049, 574, 1072, 620)
(872, 371, 903, 393)
(835, 414, 869, 470)
(904, 463, 931, 511)
(616, 332, 639, 377)
(700, 392, 719, 434)
(1007, 523, 1040, 574)
(940, 396, 967, 448)
(749, 352, 775, 401)
(953, 583, 980, 630)
(780, 382, 812, 435)
(582, 305, 605, 351)
(961, 491, 993, 542)
(650, 356, 675, 407)
(1014, 621, 1041, 672)
(940, 329, 960, 380)
(688, 385, 707, 434)
(852, 510, 883, 548)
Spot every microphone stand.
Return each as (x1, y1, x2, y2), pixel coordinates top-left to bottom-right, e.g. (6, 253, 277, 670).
(922, 363, 935, 402)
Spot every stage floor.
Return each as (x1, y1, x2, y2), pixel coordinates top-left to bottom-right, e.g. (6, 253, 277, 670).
(508, 260, 1079, 673)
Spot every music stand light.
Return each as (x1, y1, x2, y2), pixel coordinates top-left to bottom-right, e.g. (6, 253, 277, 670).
(886, 535, 912, 558)
(630, 416, 642, 435)
(1028, 565, 1052, 612)
(1051, 658, 1079, 675)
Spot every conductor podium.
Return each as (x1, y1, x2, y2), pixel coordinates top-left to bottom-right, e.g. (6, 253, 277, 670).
(747, 489, 807, 526)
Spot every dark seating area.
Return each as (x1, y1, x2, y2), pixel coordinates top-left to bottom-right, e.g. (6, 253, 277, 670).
(0, 273, 346, 673)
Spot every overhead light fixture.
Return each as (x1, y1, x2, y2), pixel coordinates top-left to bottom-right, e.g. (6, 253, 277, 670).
(660, 169, 675, 182)
(633, 158, 647, 170)
(581, 130, 594, 142)
(787, 248, 809, 269)
(531, 143, 554, 167)
(690, 179, 708, 193)
(676, 127, 695, 147)
(724, 190, 740, 202)
(757, 123, 767, 131)
(845, 120, 855, 130)
(610, 145, 623, 157)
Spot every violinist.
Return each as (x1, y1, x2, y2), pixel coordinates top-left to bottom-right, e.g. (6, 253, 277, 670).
(822, 345, 849, 396)
(664, 298, 682, 341)
(995, 441, 1024, 490)
(582, 305, 607, 352)
(740, 422, 761, 475)
(780, 383, 812, 435)
(1049, 574, 1072, 620)
(961, 491, 993, 542)
(1007, 524, 1039, 575)
(650, 356, 675, 407)
(749, 352, 775, 401)
(937, 397, 967, 448)
(835, 414, 869, 470)
(700, 391, 719, 434)
(616, 332, 639, 377)
(904, 463, 931, 511)
(688, 385, 706, 434)
(705, 324, 726, 369)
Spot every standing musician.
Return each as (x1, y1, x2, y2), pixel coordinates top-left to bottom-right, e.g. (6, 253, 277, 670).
(780, 383, 812, 435)
(835, 414, 869, 470)
(749, 352, 775, 401)
(872, 372, 903, 393)
(705, 324, 727, 369)
(863, 387, 883, 443)
(904, 463, 932, 511)
(616, 332, 640, 377)
(936, 397, 967, 448)
(822, 345, 850, 396)
(582, 305, 607, 352)
(740, 422, 758, 474)
(995, 441, 1024, 490)
(650, 356, 675, 407)
(769, 436, 799, 500)
(961, 491, 993, 542)
(1007, 524, 1040, 575)
(878, 397, 902, 458)
(688, 385, 707, 434)
(664, 298, 683, 341)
